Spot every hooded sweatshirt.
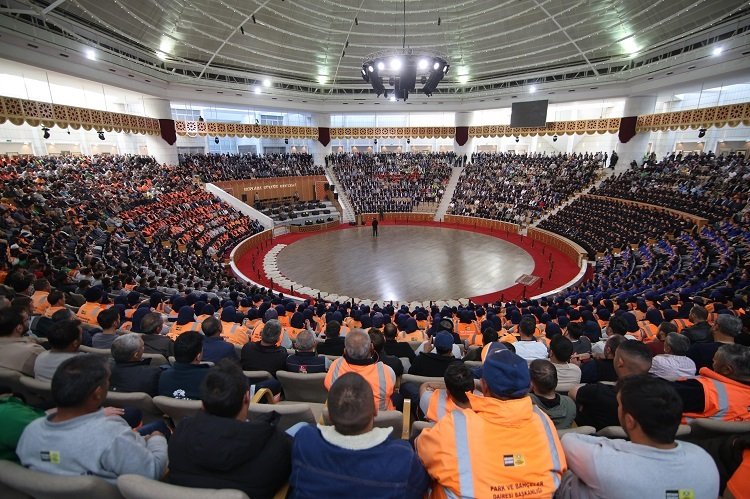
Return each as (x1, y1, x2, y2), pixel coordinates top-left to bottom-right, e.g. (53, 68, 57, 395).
(168, 410, 291, 499)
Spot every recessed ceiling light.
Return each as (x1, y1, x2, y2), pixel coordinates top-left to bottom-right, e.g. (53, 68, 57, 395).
(712, 46, 723, 56)
(85, 48, 96, 61)
(156, 51, 167, 61)
(390, 58, 402, 71)
(263, 79, 271, 87)
(458, 74, 469, 84)
(317, 75, 327, 84)
(254, 86, 261, 95)
(529, 85, 537, 93)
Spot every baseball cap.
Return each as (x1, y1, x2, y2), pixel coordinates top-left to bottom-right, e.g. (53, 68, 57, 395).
(433, 331, 454, 351)
(482, 349, 530, 398)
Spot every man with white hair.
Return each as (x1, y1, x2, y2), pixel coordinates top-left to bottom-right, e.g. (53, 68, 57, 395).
(687, 314, 742, 371)
(285, 329, 328, 373)
(110, 333, 162, 396)
(324, 329, 396, 411)
(649, 332, 696, 380)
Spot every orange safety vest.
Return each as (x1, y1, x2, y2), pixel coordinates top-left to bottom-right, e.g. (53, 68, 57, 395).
(468, 333, 484, 347)
(398, 330, 426, 342)
(76, 302, 108, 326)
(31, 291, 50, 315)
(287, 326, 305, 341)
(425, 389, 469, 422)
(277, 314, 291, 329)
(683, 368, 750, 422)
(166, 321, 202, 341)
(44, 305, 66, 318)
(220, 321, 250, 346)
(343, 318, 361, 329)
(672, 318, 693, 332)
(727, 449, 750, 499)
(456, 321, 479, 340)
(707, 312, 718, 325)
(416, 393, 566, 499)
(325, 358, 396, 411)
(639, 322, 658, 342)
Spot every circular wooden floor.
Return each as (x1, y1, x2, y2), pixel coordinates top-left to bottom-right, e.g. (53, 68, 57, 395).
(275, 225, 535, 302)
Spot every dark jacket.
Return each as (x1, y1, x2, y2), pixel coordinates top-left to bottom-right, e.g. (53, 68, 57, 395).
(315, 336, 345, 357)
(110, 359, 161, 396)
(157, 362, 210, 399)
(202, 336, 238, 365)
(408, 352, 460, 378)
(682, 321, 712, 344)
(285, 351, 326, 373)
(141, 333, 174, 358)
(241, 342, 288, 376)
(288, 424, 428, 499)
(169, 411, 291, 499)
(378, 351, 404, 378)
(384, 339, 417, 362)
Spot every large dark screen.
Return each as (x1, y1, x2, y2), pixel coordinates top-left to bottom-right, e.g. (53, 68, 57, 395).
(511, 100, 549, 127)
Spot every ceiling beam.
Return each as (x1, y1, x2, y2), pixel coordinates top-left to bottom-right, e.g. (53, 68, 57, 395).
(531, 0, 600, 77)
(42, 0, 67, 15)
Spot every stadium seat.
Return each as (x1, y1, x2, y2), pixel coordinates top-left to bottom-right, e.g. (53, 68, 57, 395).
(557, 426, 596, 437)
(596, 425, 690, 438)
(141, 353, 169, 366)
(79, 345, 111, 356)
(152, 396, 201, 424)
(323, 409, 406, 440)
(242, 370, 273, 384)
(18, 376, 52, 404)
(276, 371, 328, 403)
(409, 420, 435, 441)
(0, 460, 123, 499)
(105, 391, 162, 423)
(248, 402, 321, 431)
(116, 475, 248, 499)
(0, 367, 22, 393)
(688, 418, 750, 435)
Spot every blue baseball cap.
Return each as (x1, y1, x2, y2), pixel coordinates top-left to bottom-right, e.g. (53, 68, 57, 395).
(482, 349, 530, 398)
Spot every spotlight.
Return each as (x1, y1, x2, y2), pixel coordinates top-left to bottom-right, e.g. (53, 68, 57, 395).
(284, 138, 289, 144)
(406, 138, 410, 144)
(239, 26, 244, 35)
(390, 95, 396, 102)
(433, 61, 440, 70)
(529, 85, 537, 93)
(390, 58, 402, 71)
(377, 61, 385, 71)
(418, 59, 429, 70)
(254, 86, 261, 95)
(712, 46, 722, 56)
(262, 79, 271, 87)
(66, 128, 70, 135)
(361, 68, 368, 80)
(85, 48, 96, 61)
(552, 135, 558, 142)
(437, 17, 441, 26)
(97, 131, 105, 141)
(374, 139, 378, 145)
(251, 15, 256, 24)
(42, 127, 50, 139)
(515, 137, 519, 143)
(443, 65, 449, 73)
(198, 116, 205, 122)
(354, 17, 358, 25)
(698, 128, 706, 138)
(367, 65, 374, 72)
(214, 137, 219, 144)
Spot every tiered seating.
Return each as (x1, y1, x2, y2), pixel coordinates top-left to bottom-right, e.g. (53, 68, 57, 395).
(592, 151, 749, 221)
(260, 200, 337, 226)
(178, 153, 323, 182)
(449, 152, 601, 224)
(329, 152, 454, 214)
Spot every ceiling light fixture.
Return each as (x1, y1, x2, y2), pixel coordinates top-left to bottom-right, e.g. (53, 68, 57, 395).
(215, 137, 220, 144)
(85, 48, 96, 61)
(361, 0, 449, 101)
(156, 51, 167, 61)
(262, 79, 271, 87)
(712, 46, 723, 56)
(698, 128, 707, 138)
(529, 85, 537, 93)
(97, 131, 105, 140)
(42, 127, 50, 139)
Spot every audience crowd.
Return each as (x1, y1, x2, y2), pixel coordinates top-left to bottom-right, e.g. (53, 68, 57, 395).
(179, 153, 323, 182)
(329, 152, 453, 214)
(449, 152, 601, 224)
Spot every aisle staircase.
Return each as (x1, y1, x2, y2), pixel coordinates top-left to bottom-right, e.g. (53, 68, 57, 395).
(531, 168, 616, 227)
(433, 166, 464, 222)
(324, 166, 356, 223)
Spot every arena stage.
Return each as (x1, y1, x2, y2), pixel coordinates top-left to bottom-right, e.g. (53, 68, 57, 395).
(235, 221, 583, 305)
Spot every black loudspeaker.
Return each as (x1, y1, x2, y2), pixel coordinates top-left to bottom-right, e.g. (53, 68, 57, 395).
(324, 183, 330, 190)
(241, 194, 247, 202)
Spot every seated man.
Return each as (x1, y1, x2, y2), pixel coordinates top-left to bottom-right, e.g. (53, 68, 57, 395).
(419, 362, 477, 422)
(169, 361, 292, 498)
(370, 330, 403, 377)
(241, 319, 288, 376)
(672, 344, 750, 422)
(682, 305, 712, 344)
(110, 333, 162, 396)
(417, 349, 566, 497)
(138, 311, 174, 358)
(91, 307, 123, 350)
(316, 320, 345, 356)
(408, 331, 461, 378)
(158, 331, 210, 400)
(529, 359, 576, 429)
(0, 309, 44, 376)
(580, 334, 625, 383)
(201, 317, 238, 364)
(34, 319, 82, 381)
(687, 314, 741, 371)
(549, 335, 581, 392)
(383, 322, 417, 362)
(289, 372, 429, 498)
(325, 329, 397, 411)
(513, 315, 548, 361)
(16, 355, 167, 482)
(0, 384, 44, 462)
(286, 329, 328, 373)
(571, 340, 653, 430)
(649, 332, 696, 380)
(562, 375, 719, 498)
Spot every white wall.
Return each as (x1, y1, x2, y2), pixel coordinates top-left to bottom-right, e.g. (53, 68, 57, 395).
(0, 122, 147, 156)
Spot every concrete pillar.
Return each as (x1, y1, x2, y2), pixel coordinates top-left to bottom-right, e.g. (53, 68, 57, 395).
(454, 111, 474, 157)
(311, 113, 331, 166)
(616, 95, 656, 171)
(143, 98, 178, 165)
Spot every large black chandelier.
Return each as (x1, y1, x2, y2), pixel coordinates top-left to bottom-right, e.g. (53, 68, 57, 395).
(361, 50, 449, 101)
(360, 0, 449, 101)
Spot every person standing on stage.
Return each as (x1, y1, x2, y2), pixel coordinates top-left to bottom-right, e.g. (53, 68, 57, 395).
(372, 218, 379, 237)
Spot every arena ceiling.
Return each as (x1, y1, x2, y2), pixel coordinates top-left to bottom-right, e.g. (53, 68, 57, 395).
(1, 0, 750, 107)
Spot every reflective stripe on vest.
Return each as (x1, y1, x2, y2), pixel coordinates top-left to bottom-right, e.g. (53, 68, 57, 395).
(376, 363, 387, 411)
(451, 410, 475, 498)
(709, 378, 729, 420)
(533, 406, 562, 488)
(331, 358, 343, 380)
(437, 390, 447, 420)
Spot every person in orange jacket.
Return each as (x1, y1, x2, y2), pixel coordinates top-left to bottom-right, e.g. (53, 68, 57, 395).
(416, 347, 566, 498)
